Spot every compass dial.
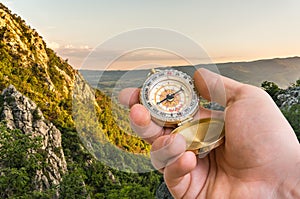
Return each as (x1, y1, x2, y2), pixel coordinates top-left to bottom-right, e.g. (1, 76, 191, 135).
(140, 69, 199, 126)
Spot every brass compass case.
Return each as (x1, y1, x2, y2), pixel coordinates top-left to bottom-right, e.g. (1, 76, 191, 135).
(140, 68, 225, 157)
(172, 118, 225, 158)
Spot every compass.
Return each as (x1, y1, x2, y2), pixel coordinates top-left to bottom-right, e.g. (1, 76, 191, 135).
(140, 68, 199, 127)
(140, 68, 225, 158)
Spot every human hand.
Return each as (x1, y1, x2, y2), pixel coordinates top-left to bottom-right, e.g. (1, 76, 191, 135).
(119, 68, 300, 198)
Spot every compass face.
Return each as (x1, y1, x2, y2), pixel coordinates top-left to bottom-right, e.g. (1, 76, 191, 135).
(140, 69, 199, 126)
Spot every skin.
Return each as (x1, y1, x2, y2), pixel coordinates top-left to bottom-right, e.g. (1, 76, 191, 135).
(118, 68, 300, 198)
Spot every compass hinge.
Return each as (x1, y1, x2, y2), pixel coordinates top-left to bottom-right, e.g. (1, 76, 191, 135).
(178, 116, 193, 126)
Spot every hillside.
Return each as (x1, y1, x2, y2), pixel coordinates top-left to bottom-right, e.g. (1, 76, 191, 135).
(81, 57, 300, 97)
(0, 0, 150, 158)
(216, 57, 300, 87)
(0, 3, 161, 198)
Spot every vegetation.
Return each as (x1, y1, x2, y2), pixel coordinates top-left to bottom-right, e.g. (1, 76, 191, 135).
(281, 104, 300, 139)
(0, 3, 161, 198)
(0, 122, 56, 198)
(262, 79, 300, 139)
(261, 80, 283, 103)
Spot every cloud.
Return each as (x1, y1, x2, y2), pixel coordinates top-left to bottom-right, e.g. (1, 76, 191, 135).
(120, 49, 185, 62)
(86, 48, 205, 62)
(56, 44, 92, 56)
(47, 41, 60, 50)
(48, 44, 211, 70)
(48, 44, 94, 68)
(80, 48, 210, 70)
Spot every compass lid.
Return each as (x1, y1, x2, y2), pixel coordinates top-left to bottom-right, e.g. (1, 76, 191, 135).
(171, 118, 225, 157)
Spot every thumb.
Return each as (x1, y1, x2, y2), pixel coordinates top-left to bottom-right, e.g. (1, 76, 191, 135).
(194, 68, 243, 107)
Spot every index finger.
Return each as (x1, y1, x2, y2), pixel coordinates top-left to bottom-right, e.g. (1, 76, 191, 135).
(118, 87, 140, 107)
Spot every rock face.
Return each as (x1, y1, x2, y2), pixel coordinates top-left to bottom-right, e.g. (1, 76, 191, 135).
(0, 85, 67, 191)
(277, 86, 300, 109)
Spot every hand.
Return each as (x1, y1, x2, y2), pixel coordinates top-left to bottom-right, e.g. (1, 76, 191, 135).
(119, 68, 300, 198)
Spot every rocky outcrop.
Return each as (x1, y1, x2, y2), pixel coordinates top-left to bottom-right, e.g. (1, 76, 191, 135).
(277, 86, 300, 109)
(0, 85, 67, 191)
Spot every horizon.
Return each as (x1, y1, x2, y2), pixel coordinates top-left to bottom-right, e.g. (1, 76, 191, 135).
(2, 1, 300, 70)
(78, 56, 300, 71)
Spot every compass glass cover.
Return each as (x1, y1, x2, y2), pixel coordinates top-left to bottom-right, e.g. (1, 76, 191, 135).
(140, 69, 199, 125)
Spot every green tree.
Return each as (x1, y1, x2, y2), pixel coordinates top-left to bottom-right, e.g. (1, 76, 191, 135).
(0, 122, 54, 198)
(107, 184, 153, 199)
(261, 80, 281, 103)
(281, 104, 300, 140)
(59, 166, 89, 199)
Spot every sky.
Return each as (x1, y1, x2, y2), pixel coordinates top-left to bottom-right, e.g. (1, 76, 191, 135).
(2, 0, 300, 70)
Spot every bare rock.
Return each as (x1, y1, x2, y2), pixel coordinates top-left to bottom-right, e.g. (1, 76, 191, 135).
(0, 85, 67, 192)
(277, 86, 300, 109)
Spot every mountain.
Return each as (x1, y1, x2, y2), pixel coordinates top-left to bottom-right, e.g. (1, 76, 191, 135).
(0, 1, 148, 154)
(216, 57, 300, 87)
(80, 57, 300, 97)
(0, 3, 161, 198)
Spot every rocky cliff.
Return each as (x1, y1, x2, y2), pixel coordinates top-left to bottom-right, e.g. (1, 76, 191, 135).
(0, 2, 81, 196)
(277, 86, 300, 109)
(0, 85, 67, 192)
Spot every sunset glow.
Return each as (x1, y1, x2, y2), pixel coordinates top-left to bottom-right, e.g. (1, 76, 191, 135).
(3, 0, 300, 70)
